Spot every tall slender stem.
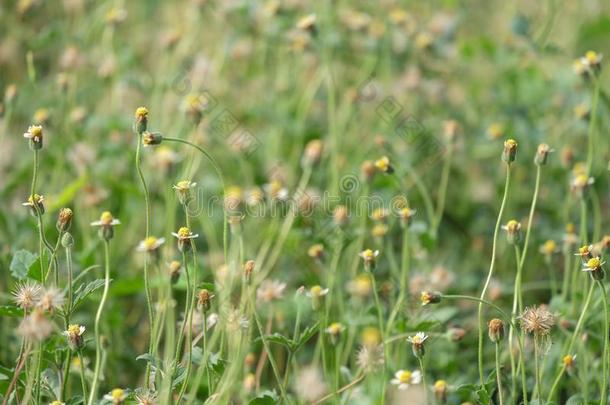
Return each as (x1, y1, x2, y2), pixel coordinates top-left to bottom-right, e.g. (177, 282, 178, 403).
(495, 342, 504, 405)
(163, 136, 228, 262)
(135, 135, 155, 387)
(370, 276, 387, 404)
(478, 164, 511, 384)
(598, 280, 609, 405)
(87, 240, 111, 405)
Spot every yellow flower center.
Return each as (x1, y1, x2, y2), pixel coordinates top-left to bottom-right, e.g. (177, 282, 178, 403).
(28, 194, 42, 204)
(111, 388, 124, 400)
(310, 285, 323, 296)
(585, 50, 599, 64)
(144, 237, 158, 249)
(543, 240, 556, 254)
(579, 245, 590, 255)
(29, 125, 43, 137)
(421, 291, 431, 304)
(506, 220, 519, 231)
(361, 327, 381, 346)
(587, 257, 601, 269)
(374, 156, 390, 171)
(505, 139, 517, 148)
(177, 227, 191, 238)
(135, 106, 148, 118)
(398, 370, 412, 383)
(434, 380, 447, 390)
(574, 174, 590, 187)
(362, 249, 375, 260)
(400, 208, 412, 218)
(328, 322, 343, 335)
(176, 180, 191, 190)
(68, 324, 81, 335)
(51, 401, 62, 405)
(100, 211, 113, 225)
(563, 355, 575, 367)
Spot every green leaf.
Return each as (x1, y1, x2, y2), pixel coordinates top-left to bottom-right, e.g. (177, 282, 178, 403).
(27, 257, 43, 282)
(248, 390, 278, 405)
(207, 352, 227, 376)
(294, 321, 319, 352)
(10, 250, 38, 280)
(263, 333, 294, 350)
(0, 306, 24, 317)
(197, 282, 216, 292)
(72, 279, 109, 309)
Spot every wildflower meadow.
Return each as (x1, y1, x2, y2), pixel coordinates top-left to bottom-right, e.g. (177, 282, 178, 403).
(1, 1, 610, 404)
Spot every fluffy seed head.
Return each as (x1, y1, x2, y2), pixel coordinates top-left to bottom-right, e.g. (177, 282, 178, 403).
(519, 306, 555, 336)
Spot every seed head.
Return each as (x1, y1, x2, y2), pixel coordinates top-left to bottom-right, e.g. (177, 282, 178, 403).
(519, 305, 555, 336)
(197, 289, 215, 312)
(18, 309, 53, 341)
(256, 279, 287, 303)
(142, 131, 163, 147)
(243, 259, 255, 283)
(12, 282, 42, 310)
(356, 343, 385, 373)
(37, 287, 65, 313)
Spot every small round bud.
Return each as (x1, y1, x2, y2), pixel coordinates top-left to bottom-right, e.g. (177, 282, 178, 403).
(333, 205, 349, 227)
(488, 318, 505, 343)
(361, 160, 376, 182)
(502, 139, 518, 163)
(169, 261, 182, 284)
(61, 232, 74, 248)
(434, 380, 448, 403)
(407, 332, 428, 359)
(197, 289, 215, 312)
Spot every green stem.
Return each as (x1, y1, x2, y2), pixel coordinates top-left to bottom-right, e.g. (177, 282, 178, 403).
(248, 292, 287, 400)
(78, 351, 88, 399)
(62, 350, 72, 401)
(586, 79, 600, 175)
(370, 276, 387, 405)
(135, 134, 155, 387)
(176, 250, 194, 402)
(87, 240, 111, 405)
(418, 357, 428, 404)
(433, 141, 453, 235)
(478, 163, 511, 384)
(598, 280, 609, 405)
(495, 342, 504, 405)
(163, 136, 228, 262)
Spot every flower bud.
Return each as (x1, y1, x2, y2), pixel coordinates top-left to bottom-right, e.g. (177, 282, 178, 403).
(24, 194, 45, 216)
(197, 289, 215, 312)
(434, 380, 448, 403)
(64, 324, 86, 350)
(502, 139, 518, 163)
(134, 106, 148, 134)
(244, 260, 255, 284)
(56, 208, 73, 232)
(502, 220, 521, 244)
(534, 143, 552, 165)
(169, 261, 181, 284)
(361, 160, 376, 182)
(488, 318, 505, 343)
(420, 291, 442, 306)
(407, 332, 428, 359)
(302, 139, 323, 166)
(61, 232, 74, 248)
(142, 131, 163, 146)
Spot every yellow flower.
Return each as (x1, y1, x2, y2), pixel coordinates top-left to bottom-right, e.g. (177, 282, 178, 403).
(135, 107, 148, 119)
(374, 156, 393, 173)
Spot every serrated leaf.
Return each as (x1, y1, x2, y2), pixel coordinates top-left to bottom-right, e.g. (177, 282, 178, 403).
(10, 250, 38, 280)
(72, 279, 109, 309)
(294, 321, 319, 352)
(207, 352, 227, 376)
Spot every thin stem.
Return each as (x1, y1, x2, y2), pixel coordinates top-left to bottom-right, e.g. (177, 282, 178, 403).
(598, 280, 608, 405)
(176, 250, 194, 403)
(248, 291, 288, 400)
(78, 351, 88, 399)
(87, 240, 111, 405)
(419, 357, 428, 404)
(163, 136, 228, 262)
(433, 141, 453, 235)
(495, 342, 504, 405)
(370, 276, 387, 404)
(311, 373, 365, 405)
(478, 163, 511, 384)
(534, 335, 541, 401)
(586, 78, 600, 175)
(31, 149, 38, 197)
(386, 228, 409, 336)
(62, 350, 72, 401)
(135, 134, 155, 387)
